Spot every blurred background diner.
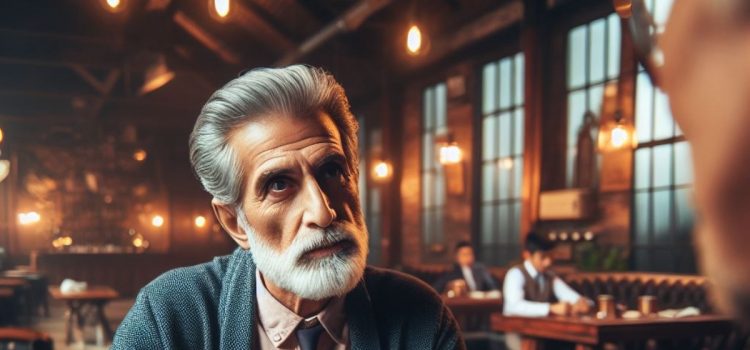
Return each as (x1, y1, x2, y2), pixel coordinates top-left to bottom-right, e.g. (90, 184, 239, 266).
(1, 0, 749, 349)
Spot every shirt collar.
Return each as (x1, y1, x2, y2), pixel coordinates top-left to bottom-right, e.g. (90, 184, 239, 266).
(255, 269, 347, 348)
(523, 259, 539, 278)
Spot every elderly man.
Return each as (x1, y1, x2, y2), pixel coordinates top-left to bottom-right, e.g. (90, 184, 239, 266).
(112, 65, 464, 349)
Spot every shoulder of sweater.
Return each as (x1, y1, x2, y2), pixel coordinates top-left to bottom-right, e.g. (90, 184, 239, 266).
(138, 254, 230, 306)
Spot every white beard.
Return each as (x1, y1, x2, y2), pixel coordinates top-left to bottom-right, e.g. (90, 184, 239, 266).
(237, 211, 368, 300)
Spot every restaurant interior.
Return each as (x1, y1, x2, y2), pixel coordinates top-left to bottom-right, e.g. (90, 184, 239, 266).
(1, 0, 748, 349)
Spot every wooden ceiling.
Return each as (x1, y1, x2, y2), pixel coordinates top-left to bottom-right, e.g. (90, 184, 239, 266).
(0, 0, 518, 131)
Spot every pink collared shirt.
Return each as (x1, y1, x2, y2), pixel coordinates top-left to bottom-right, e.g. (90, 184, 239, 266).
(255, 270, 349, 350)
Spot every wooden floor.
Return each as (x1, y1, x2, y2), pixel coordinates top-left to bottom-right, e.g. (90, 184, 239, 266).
(30, 298, 134, 350)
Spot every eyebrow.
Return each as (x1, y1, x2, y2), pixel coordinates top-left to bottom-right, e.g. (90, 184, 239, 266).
(313, 152, 348, 172)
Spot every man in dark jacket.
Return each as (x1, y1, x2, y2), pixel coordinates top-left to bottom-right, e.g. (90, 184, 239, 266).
(433, 241, 500, 295)
(112, 65, 464, 349)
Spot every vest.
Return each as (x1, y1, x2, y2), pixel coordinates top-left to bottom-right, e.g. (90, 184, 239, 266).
(516, 263, 557, 303)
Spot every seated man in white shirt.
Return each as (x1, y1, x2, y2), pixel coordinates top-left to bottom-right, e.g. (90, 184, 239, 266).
(502, 232, 591, 349)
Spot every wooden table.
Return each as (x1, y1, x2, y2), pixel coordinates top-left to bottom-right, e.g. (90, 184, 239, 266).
(48, 286, 119, 346)
(443, 296, 503, 315)
(0, 327, 53, 350)
(492, 314, 735, 350)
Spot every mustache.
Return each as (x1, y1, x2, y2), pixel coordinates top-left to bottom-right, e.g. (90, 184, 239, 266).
(291, 225, 360, 261)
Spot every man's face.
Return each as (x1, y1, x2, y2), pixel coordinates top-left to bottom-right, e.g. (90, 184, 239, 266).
(455, 247, 475, 267)
(230, 110, 368, 300)
(528, 251, 553, 273)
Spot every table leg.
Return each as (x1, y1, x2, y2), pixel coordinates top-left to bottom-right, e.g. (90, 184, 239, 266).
(73, 302, 86, 346)
(95, 301, 113, 345)
(64, 302, 73, 345)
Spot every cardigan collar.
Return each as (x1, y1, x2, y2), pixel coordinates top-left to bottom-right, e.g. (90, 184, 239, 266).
(217, 247, 381, 350)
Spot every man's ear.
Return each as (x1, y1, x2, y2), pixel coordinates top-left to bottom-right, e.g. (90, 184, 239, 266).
(211, 199, 250, 249)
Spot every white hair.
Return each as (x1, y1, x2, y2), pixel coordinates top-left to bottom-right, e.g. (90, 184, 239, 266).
(237, 208, 368, 300)
(189, 65, 359, 205)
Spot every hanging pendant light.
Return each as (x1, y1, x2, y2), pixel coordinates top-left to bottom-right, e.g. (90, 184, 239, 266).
(406, 24, 423, 55)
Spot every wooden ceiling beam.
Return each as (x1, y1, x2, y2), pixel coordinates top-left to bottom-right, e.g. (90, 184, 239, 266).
(173, 11, 242, 65)
(275, 0, 392, 66)
(232, 3, 295, 54)
(408, 1, 524, 68)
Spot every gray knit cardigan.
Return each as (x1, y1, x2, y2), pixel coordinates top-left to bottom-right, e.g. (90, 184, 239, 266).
(112, 248, 465, 349)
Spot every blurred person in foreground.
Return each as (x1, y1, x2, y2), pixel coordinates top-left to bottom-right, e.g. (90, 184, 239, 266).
(658, 0, 750, 320)
(112, 65, 463, 349)
(433, 241, 500, 295)
(502, 232, 591, 350)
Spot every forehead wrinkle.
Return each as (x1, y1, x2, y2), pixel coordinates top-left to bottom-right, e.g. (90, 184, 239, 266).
(250, 141, 344, 176)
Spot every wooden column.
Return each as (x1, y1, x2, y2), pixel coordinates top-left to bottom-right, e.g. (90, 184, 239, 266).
(381, 80, 403, 267)
(520, 0, 548, 237)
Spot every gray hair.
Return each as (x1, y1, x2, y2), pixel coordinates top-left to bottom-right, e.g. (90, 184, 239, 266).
(189, 65, 359, 205)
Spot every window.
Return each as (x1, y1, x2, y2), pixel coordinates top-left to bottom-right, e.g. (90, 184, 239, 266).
(566, 13, 621, 187)
(421, 83, 447, 252)
(480, 53, 524, 266)
(358, 117, 382, 265)
(631, 0, 695, 273)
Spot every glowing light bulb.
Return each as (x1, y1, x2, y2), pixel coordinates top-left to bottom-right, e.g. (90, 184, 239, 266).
(214, 0, 230, 18)
(151, 215, 164, 228)
(499, 158, 514, 170)
(610, 125, 630, 149)
(406, 25, 422, 54)
(195, 215, 207, 228)
(0, 127, 4, 144)
(439, 143, 462, 164)
(373, 161, 392, 180)
(18, 212, 41, 225)
(133, 149, 147, 162)
(107, 0, 121, 9)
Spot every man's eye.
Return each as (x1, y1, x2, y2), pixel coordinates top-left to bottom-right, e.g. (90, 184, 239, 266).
(320, 162, 344, 180)
(269, 179, 289, 192)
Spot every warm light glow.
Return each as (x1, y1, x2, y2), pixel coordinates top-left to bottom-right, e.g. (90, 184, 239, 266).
(0, 127, 4, 144)
(140, 64, 175, 95)
(499, 157, 514, 170)
(599, 118, 637, 151)
(61, 236, 73, 246)
(133, 149, 147, 162)
(584, 231, 595, 241)
(439, 143, 462, 165)
(0, 160, 9, 184)
(406, 25, 422, 54)
(373, 161, 392, 180)
(214, 0, 231, 18)
(133, 237, 144, 248)
(194, 215, 207, 228)
(610, 125, 630, 149)
(151, 215, 164, 228)
(18, 212, 41, 225)
(613, 0, 632, 18)
(107, 0, 121, 9)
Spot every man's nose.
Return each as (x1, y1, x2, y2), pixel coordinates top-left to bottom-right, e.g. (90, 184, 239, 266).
(301, 177, 336, 228)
